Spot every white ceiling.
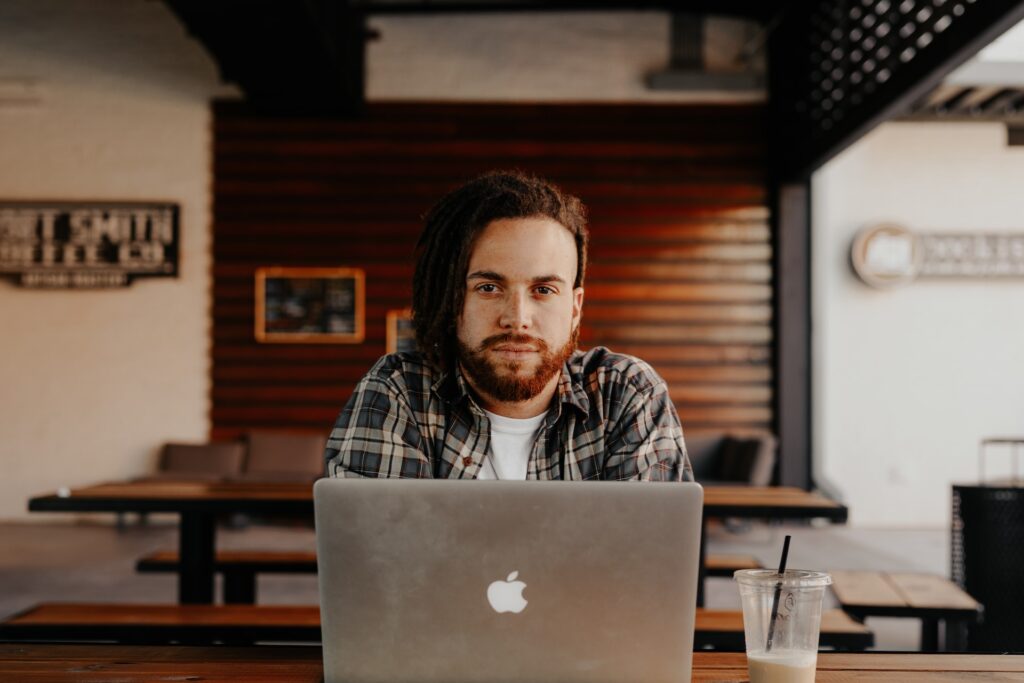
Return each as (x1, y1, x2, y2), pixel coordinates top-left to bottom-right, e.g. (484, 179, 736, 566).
(947, 18, 1024, 85)
(979, 18, 1024, 60)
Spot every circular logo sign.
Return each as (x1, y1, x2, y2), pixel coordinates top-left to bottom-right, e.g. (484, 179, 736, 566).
(851, 223, 921, 288)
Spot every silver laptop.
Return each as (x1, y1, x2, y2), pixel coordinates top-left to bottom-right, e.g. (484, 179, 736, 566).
(314, 479, 703, 683)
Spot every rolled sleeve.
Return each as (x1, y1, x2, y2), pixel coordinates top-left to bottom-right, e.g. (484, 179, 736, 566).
(324, 377, 432, 479)
(602, 378, 693, 482)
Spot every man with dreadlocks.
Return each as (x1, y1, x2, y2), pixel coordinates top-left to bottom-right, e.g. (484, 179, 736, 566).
(325, 171, 692, 481)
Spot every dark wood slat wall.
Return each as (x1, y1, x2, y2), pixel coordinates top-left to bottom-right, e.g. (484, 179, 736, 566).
(212, 103, 771, 441)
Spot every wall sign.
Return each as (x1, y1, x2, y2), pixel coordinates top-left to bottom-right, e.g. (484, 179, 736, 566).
(852, 223, 1024, 288)
(254, 267, 365, 344)
(0, 202, 179, 288)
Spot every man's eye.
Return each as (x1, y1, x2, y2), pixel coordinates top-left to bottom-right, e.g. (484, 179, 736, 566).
(477, 284, 499, 293)
(535, 286, 555, 295)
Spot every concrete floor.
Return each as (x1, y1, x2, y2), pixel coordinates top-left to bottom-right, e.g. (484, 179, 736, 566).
(0, 519, 946, 650)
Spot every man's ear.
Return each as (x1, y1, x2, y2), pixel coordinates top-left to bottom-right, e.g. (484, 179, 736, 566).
(572, 287, 584, 328)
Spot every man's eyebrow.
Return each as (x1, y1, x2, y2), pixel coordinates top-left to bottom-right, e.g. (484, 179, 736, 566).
(531, 274, 567, 285)
(466, 270, 506, 281)
(466, 271, 568, 285)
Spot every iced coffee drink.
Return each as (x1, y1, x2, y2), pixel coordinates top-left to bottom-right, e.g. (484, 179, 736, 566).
(746, 650, 817, 683)
(735, 569, 832, 683)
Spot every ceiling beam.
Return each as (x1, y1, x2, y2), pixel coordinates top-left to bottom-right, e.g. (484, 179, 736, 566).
(165, 0, 781, 111)
(352, 1, 776, 22)
(165, 0, 368, 113)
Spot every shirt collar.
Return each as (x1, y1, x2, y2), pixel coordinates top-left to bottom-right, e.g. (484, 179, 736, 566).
(431, 356, 591, 417)
(556, 355, 591, 416)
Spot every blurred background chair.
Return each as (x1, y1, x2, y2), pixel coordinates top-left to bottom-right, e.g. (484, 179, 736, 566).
(147, 442, 247, 482)
(235, 430, 326, 484)
(687, 432, 777, 487)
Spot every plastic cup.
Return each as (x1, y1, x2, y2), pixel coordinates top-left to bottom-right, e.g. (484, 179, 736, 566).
(734, 569, 832, 683)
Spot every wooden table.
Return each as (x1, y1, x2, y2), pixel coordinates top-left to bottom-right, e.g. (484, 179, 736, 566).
(0, 603, 872, 650)
(831, 570, 983, 652)
(29, 481, 313, 605)
(2, 644, 1023, 681)
(704, 485, 847, 521)
(699, 485, 848, 604)
(28, 481, 847, 606)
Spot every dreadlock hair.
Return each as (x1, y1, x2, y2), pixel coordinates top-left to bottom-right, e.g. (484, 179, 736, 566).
(412, 170, 589, 371)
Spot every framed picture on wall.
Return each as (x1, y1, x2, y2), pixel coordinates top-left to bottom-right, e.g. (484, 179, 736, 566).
(386, 308, 416, 354)
(254, 267, 365, 344)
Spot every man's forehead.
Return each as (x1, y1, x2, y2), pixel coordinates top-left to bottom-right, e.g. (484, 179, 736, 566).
(466, 217, 577, 280)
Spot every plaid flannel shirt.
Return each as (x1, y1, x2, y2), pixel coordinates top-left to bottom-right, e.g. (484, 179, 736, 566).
(324, 346, 693, 481)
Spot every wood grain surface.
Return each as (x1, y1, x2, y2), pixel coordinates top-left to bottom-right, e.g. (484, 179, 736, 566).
(41, 482, 843, 514)
(832, 570, 981, 613)
(695, 608, 869, 635)
(6, 604, 321, 628)
(211, 103, 772, 439)
(6, 604, 865, 637)
(2, 645, 1024, 681)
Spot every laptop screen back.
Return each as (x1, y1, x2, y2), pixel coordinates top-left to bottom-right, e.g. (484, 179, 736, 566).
(314, 479, 703, 683)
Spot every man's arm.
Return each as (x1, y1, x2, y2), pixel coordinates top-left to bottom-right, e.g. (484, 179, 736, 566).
(601, 377, 694, 482)
(324, 376, 432, 478)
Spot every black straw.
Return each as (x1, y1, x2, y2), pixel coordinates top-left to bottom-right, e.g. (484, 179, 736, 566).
(765, 534, 792, 652)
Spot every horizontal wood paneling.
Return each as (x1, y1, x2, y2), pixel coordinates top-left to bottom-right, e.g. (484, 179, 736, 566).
(212, 103, 772, 440)
(212, 343, 771, 364)
(216, 203, 768, 221)
(210, 405, 773, 432)
(211, 364, 771, 386)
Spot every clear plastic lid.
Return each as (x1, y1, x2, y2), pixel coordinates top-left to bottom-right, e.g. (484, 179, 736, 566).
(733, 568, 833, 588)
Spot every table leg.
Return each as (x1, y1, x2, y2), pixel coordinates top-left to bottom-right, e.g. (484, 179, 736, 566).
(944, 620, 968, 652)
(920, 617, 939, 652)
(697, 514, 708, 607)
(179, 511, 216, 604)
(223, 569, 257, 604)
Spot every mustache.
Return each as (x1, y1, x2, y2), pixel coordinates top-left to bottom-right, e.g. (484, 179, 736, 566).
(477, 333, 548, 352)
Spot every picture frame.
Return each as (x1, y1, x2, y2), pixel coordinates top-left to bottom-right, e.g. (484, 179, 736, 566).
(254, 267, 365, 344)
(386, 308, 416, 354)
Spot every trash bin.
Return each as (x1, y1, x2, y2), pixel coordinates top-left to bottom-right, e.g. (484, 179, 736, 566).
(952, 438, 1024, 651)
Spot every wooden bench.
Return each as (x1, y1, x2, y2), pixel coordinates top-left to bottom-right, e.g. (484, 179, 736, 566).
(830, 570, 983, 652)
(694, 608, 873, 651)
(704, 553, 761, 578)
(0, 604, 322, 644)
(136, 550, 317, 604)
(138, 550, 758, 603)
(0, 603, 872, 650)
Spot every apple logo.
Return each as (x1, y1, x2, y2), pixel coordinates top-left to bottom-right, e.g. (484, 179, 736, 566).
(487, 571, 528, 614)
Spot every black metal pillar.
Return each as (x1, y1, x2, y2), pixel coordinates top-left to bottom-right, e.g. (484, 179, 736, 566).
(773, 182, 812, 490)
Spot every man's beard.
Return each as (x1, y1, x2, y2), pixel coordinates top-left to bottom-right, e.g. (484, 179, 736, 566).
(457, 329, 578, 404)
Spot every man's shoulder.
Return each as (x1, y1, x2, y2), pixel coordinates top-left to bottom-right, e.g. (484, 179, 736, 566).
(568, 346, 663, 395)
(363, 352, 442, 394)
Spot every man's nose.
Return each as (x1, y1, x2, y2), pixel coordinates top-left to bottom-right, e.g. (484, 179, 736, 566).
(499, 291, 531, 330)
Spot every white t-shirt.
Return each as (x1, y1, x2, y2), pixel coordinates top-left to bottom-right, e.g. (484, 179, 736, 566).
(476, 409, 548, 480)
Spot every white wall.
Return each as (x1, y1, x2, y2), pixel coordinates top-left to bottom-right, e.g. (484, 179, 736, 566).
(812, 122, 1024, 527)
(0, 1, 232, 519)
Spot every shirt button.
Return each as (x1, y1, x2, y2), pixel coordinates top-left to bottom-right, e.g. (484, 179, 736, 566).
(462, 456, 473, 467)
